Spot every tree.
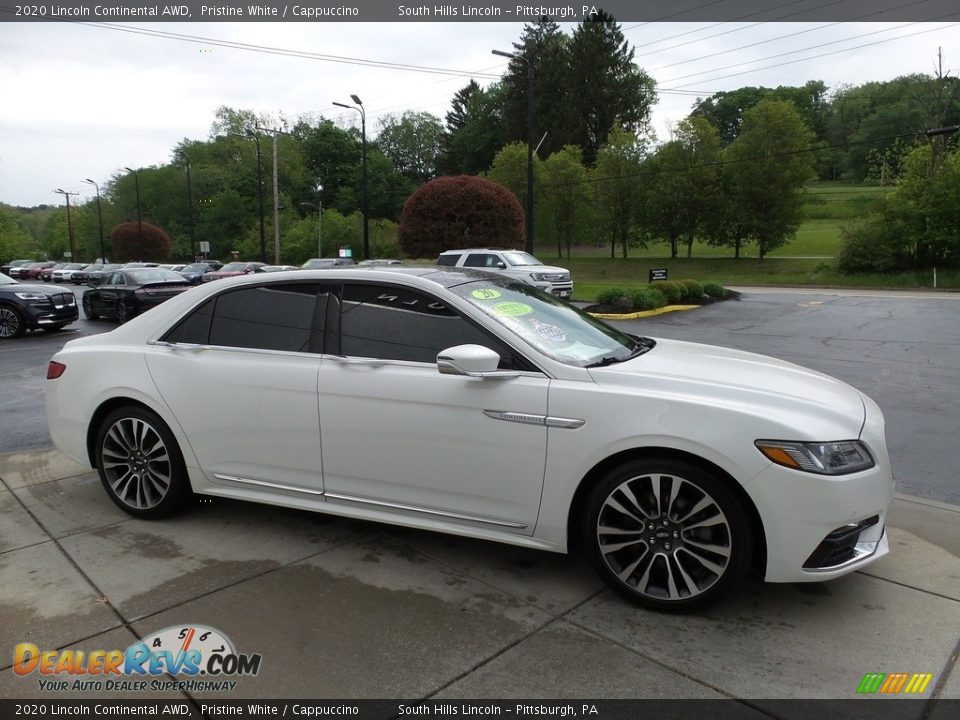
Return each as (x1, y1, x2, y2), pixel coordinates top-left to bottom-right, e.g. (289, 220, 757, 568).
(692, 81, 829, 147)
(840, 143, 960, 273)
(542, 146, 593, 258)
(111, 222, 172, 263)
(566, 11, 657, 165)
(593, 126, 647, 258)
(375, 111, 444, 185)
(440, 82, 507, 175)
(398, 176, 523, 258)
(501, 19, 575, 159)
(0, 204, 33, 261)
(726, 100, 815, 259)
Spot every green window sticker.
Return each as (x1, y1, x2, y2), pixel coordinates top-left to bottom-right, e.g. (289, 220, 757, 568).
(471, 288, 502, 300)
(492, 301, 533, 317)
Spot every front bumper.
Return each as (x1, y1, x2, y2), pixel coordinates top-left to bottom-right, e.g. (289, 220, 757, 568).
(22, 293, 79, 329)
(747, 457, 893, 583)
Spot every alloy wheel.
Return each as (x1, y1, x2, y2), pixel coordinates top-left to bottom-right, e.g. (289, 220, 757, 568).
(595, 472, 733, 603)
(100, 416, 173, 510)
(0, 307, 23, 338)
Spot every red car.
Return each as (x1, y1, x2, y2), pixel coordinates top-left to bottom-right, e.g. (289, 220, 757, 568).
(201, 261, 266, 282)
(20, 262, 57, 281)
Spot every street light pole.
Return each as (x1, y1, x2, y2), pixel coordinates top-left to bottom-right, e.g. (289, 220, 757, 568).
(123, 166, 144, 248)
(333, 96, 369, 260)
(493, 48, 535, 255)
(185, 161, 197, 262)
(53, 188, 79, 261)
(299, 182, 324, 259)
(82, 179, 106, 263)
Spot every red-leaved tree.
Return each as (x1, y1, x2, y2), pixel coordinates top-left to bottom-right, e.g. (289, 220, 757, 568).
(398, 175, 524, 258)
(110, 222, 172, 263)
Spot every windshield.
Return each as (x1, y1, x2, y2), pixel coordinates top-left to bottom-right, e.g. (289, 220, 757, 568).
(181, 263, 209, 272)
(501, 252, 543, 267)
(451, 279, 651, 368)
(219, 262, 247, 272)
(0, 275, 16, 286)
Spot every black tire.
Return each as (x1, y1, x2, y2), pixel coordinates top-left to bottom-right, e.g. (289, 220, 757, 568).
(0, 305, 26, 339)
(116, 300, 130, 324)
(82, 294, 99, 320)
(582, 457, 753, 612)
(94, 406, 192, 519)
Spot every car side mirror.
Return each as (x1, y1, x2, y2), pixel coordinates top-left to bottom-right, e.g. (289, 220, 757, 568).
(496, 261, 507, 269)
(437, 344, 518, 379)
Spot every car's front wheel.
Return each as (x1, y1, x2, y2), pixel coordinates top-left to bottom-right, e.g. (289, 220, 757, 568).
(0, 306, 25, 339)
(582, 458, 752, 612)
(94, 406, 191, 518)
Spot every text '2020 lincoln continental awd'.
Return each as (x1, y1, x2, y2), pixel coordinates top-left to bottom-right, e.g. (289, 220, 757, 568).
(45, 268, 893, 610)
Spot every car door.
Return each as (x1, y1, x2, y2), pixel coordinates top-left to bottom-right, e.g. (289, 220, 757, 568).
(96, 271, 126, 315)
(317, 281, 549, 535)
(146, 282, 328, 494)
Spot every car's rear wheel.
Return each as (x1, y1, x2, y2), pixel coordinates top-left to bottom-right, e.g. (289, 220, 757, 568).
(94, 406, 191, 518)
(82, 295, 99, 320)
(116, 300, 130, 324)
(582, 458, 752, 612)
(0, 306, 26, 339)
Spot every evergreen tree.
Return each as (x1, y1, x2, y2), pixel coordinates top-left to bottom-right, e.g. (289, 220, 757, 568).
(566, 11, 656, 165)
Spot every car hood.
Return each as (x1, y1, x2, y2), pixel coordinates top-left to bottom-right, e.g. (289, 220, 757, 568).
(515, 264, 568, 275)
(588, 337, 866, 438)
(3, 282, 59, 294)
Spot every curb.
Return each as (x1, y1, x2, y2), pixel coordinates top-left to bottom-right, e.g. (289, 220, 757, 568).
(588, 304, 700, 320)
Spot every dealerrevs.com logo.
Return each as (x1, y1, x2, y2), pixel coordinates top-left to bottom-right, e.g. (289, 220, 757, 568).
(13, 624, 262, 693)
(856, 672, 934, 695)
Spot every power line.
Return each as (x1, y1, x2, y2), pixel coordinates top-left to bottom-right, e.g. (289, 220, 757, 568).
(653, 0, 933, 71)
(661, 20, 959, 88)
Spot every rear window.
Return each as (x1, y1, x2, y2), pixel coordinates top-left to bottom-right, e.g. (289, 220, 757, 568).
(437, 254, 461, 266)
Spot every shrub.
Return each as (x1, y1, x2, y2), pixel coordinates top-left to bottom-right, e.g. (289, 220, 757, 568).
(398, 175, 524, 258)
(702, 281, 726, 298)
(629, 286, 667, 311)
(654, 281, 683, 304)
(111, 222, 172, 263)
(678, 279, 704, 299)
(596, 286, 628, 306)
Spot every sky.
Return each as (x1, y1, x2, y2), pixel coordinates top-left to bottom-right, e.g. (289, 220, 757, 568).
(0, 18, 957, 208)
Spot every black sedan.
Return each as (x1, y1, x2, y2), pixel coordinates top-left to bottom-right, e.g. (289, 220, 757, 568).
(82, 268, 192, 324)
(0, 274, 78, 339)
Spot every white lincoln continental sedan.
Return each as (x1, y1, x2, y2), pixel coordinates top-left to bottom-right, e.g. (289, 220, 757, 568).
(45, 268, 893, 610)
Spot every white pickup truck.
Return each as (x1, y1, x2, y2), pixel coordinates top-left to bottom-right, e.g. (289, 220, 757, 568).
(437, 249, 573, 299)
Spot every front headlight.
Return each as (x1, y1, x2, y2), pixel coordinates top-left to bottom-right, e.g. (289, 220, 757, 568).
(755, 440, 875, 475)
(14, 292, 48, 301)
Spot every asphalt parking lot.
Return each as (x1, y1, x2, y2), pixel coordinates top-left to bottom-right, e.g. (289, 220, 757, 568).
(0, 287, 958, 711)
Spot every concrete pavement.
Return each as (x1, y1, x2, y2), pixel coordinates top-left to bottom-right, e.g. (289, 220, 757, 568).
(0, 448, 957, 712)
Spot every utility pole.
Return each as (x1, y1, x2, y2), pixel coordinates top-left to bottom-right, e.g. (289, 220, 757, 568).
(256, 126, 286, 264)
(53, 188, 79, 261)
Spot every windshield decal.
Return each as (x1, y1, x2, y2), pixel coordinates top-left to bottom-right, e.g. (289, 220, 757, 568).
(471, 288, 502, 300)
(492, 301, 533, 317)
